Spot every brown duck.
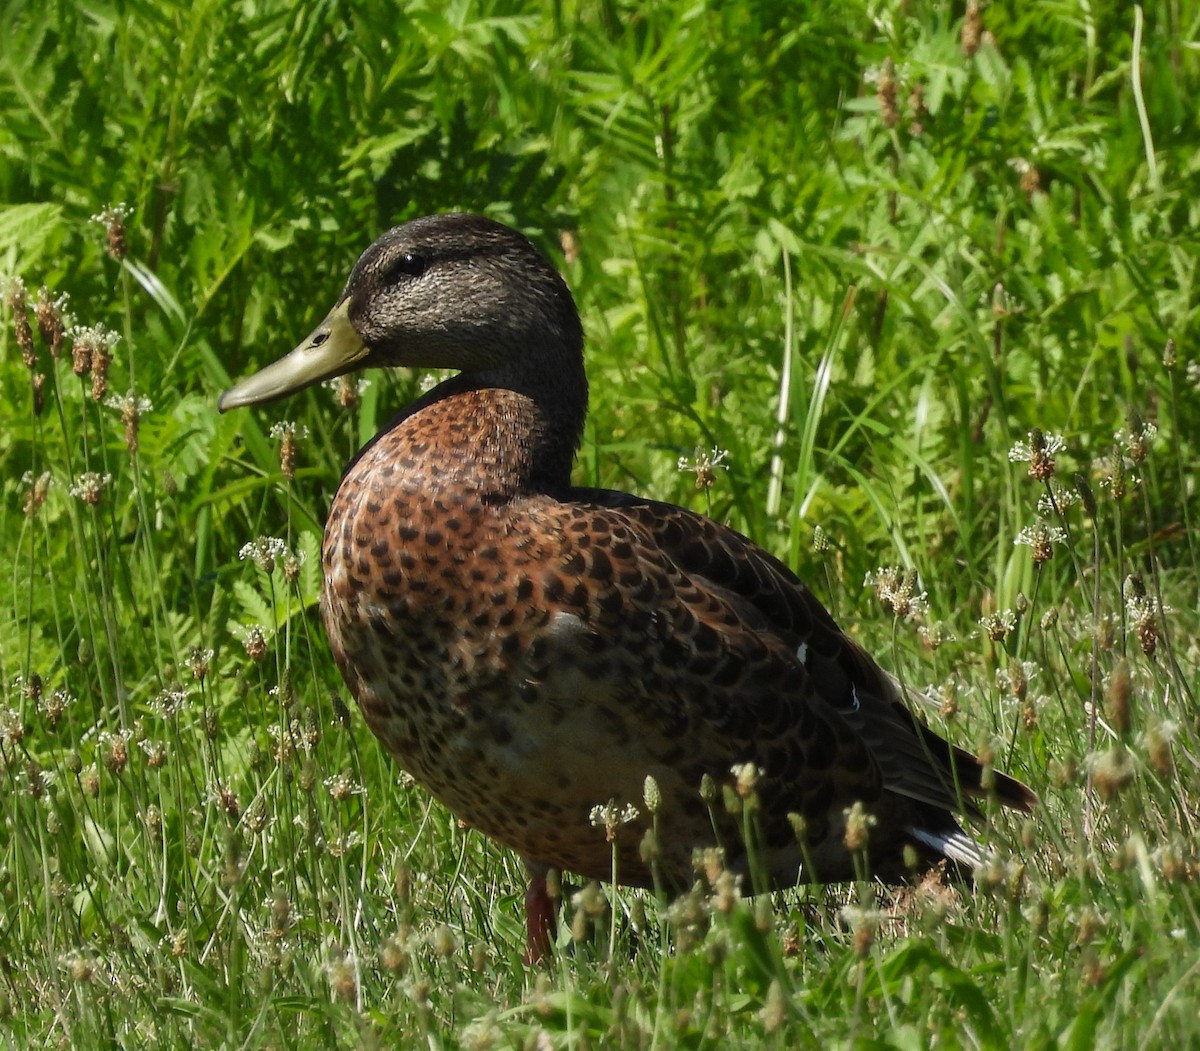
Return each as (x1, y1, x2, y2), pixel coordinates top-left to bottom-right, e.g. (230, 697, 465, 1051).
(221, 214, 1034, 960)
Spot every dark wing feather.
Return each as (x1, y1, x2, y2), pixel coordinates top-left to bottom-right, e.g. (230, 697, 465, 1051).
(571, 487, 1035, 817)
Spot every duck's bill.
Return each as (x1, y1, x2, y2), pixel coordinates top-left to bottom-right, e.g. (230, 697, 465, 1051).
(218, 299, 367, 411)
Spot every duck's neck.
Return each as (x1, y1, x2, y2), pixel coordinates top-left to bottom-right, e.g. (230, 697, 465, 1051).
(375, 367, 588, 497)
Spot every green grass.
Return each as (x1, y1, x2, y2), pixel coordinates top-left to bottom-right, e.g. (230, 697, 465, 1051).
(2, 0, 1199, 1047)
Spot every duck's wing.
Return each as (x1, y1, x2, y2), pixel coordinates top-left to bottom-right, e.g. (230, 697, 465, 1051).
(567, 487, 1036, 819)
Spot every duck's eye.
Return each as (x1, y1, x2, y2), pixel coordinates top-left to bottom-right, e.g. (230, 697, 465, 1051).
(385, 252, 428, 282)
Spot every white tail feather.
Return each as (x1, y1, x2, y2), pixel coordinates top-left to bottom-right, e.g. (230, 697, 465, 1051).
(907, 826, 984, 868)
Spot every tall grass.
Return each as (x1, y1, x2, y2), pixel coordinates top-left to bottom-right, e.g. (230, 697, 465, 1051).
(2, 1, 1198, 1046)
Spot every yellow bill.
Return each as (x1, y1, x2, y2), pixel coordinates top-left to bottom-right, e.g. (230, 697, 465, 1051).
(219, 298, 366, 411)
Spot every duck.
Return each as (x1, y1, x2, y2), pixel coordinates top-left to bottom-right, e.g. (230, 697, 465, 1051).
(220, 213, 1035, 962)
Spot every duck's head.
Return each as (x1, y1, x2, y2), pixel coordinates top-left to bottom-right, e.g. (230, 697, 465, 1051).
(219, 213, 584, 411)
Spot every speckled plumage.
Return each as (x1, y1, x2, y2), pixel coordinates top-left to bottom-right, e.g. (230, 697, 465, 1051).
(222, 213, 1034, 956)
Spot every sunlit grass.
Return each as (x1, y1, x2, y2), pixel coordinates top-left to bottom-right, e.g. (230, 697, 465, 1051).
(3, 0, 1199, 1047)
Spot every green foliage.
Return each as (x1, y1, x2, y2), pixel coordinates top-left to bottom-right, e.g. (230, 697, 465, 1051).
(2, 0, 1199, 1047)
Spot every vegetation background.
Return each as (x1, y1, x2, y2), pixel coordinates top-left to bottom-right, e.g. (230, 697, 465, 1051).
(2, 0, 1198, 1046)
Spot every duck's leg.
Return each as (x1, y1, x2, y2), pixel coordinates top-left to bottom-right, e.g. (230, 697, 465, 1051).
(522, 860, 559, 964)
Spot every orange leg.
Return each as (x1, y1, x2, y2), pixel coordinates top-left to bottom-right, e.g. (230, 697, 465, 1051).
(522, 862, 558, 964)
